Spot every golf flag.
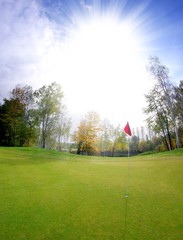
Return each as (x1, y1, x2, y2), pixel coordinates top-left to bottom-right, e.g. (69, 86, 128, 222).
(124, 122, 132, 136)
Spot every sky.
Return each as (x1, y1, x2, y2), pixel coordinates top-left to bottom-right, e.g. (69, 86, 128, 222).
(0, 0, 183, 131)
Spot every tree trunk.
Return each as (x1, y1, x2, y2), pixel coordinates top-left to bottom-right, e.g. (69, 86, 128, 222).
(111, 145, 115, 157)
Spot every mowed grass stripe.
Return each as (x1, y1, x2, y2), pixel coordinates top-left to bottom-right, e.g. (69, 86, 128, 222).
(0, 147, 183, 240)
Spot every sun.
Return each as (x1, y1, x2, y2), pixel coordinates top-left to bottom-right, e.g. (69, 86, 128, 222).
(56, 15, 148, 127)
(67, 17, 140, 74)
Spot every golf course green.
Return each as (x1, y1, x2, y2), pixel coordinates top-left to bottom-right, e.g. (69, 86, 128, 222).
(0, 147, 183, 240)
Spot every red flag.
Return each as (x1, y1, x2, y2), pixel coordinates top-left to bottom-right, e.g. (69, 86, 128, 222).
(124, 122, 132, 136)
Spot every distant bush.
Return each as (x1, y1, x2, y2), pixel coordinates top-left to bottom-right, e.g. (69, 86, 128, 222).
(139, 150, 158, 156)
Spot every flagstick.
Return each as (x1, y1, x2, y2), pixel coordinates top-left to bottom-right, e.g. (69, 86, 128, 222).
(123, 137, 130, 239)
(123, 121, 131, 197)
(128, 137, 130, 157)
(125, 137, 130, 198)
(123, 122, 132, 239)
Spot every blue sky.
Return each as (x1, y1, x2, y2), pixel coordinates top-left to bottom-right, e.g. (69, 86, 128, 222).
(0, 0, 183, 129)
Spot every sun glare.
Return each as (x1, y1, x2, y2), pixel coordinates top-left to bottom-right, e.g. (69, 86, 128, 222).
(55, 16, 148, 126)
(69, 17, 140, 72)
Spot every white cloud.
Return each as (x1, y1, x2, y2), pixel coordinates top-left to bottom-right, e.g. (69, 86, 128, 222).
(0, 0, 56, 96)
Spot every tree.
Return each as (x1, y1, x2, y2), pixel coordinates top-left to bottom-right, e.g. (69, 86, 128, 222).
(0, 82, 71, 149)
(57, 106, 72, 151)
(174, 80, 183, 146)
(0, 98, 25, 146)
(0, 85, 38, 146)
(174, 81, 183, 125)
(129, 136, 139, 155)
(35, 82, 64, 148)
(146, 56, 179, 149)
(10, 85, 34, 107)
(110, 125, 126, 157)
(72, 111, 101, 155)
(99, 119, 113, 156)
(144, 88, 173, 150)
(10, 85, 37, 145)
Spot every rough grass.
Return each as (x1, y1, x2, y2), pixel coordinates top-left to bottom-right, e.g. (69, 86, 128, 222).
(0, 147, 183, 240)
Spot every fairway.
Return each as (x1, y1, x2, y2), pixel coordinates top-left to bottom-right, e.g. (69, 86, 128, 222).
(0, 147, 183, 240)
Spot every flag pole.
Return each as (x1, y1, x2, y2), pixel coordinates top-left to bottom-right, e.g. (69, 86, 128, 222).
(125, 136, 130, 198)
(128, 137, 130, 157)
(124, 122, 132, 198)
(123, 122, 132, 239)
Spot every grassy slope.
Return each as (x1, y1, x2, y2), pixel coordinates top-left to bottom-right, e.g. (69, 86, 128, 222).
(0, 147, 183, 240)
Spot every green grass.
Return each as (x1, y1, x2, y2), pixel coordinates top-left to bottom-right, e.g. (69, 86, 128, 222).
(0, 147, 183, 240)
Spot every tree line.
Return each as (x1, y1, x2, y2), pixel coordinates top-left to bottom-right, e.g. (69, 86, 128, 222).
(0, 82, 71, 149)
(0, 56, 182, 155)
(72, 112, 128, 156)
(144, 56, 183, 151)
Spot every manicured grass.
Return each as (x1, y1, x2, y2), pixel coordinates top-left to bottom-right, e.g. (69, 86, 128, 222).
(0, 147, 183, 240)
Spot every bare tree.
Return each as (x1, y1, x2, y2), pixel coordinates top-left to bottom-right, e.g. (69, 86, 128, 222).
(146, 56, 179, 148)
(35, 82, 64, 148)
